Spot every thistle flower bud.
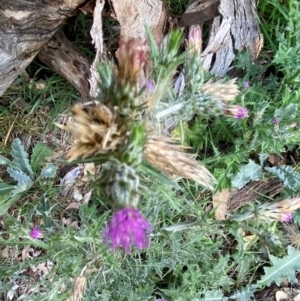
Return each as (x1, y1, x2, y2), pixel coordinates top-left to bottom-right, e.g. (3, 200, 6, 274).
(105, 163, 140, 208)
(224, 105, 249, 119)
(117, 39, 146, 85)
(188, 25, 202, 55)
(268, 197, 300, 221)
(243, 81, 250, 88)
(231, 198, 300, 223)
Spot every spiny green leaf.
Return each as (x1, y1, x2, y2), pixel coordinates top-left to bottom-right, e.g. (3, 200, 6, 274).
(7, 167, 33, 188)
(10, 138, 34, 179)
(229, 286, 257, 300)
(145, 25, 159, 61)
(0, 155, 17, 168)
(31, 143, 53, 174)
(0, 192, 23, 215)
(258, 246, 300, 286)
(232, 160, 262, 189)
(10, 183, 31, 197)
(0, 183, 15, 196)
(203, 290, 227, 301)
(292, 208, 300, 225)
(265, 165, 300, 191)
(275, 103, 298, 120)
(40, 163, 58, 179)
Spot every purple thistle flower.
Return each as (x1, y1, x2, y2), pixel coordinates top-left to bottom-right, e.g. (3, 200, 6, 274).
(283, 212, 293, 222)
(103, 207, 152, 252)
(30, 227, 43, 239)
(145, 78, 155, 91)
(243, 81, 250, 88)
(225, 105, 249, 119)
(273, 117, 280, 125)
(235, 107, 249, 119)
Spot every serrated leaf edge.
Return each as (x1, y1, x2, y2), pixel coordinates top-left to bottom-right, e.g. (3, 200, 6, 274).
(259, 246, 300, 285)
(11, 138, 34, 179)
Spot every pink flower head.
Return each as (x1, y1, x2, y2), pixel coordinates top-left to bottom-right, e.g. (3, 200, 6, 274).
(283, 212, 293, 222)
(274, 117, 280, 125)
(117, 39, 146, 84)
(103, 207, 152, 252)
(188, 25, 202, 54)
(225, 105, 249, 119)
(30, 227, 43, 239)
(145, 78, 155, 91)
(243, 81, 250, 88)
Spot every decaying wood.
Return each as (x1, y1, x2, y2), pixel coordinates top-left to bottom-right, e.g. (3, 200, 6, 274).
(178, 0, 220, 27)
(201, 16, 233, 75)
(229, 178, 284, 213)
(37, 30, 92, 101)
(0, 0, 86, 97)
(89, 0, 105, 98)
(111, 0, 167, 45)
(200, 0, 263, 77)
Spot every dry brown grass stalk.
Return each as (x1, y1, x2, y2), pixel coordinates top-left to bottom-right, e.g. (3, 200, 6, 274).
(68, 275, 87, 301)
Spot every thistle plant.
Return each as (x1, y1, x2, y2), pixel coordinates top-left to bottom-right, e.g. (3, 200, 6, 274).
(147, 26, 248, 125)
(57, 29, 249, 252)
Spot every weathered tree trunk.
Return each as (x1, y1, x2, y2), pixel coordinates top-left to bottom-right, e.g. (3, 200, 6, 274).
(37, 30, 92, 101)
(185, 0, 263, 77)
(178, 0, 220, 27)
(0, 0, 86, 97)
(111, 0, 167, 44)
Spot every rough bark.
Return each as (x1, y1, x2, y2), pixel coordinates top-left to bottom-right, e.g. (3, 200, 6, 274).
(0, 0, 86, 97)
(89, 0, 105, 98)
(37, 30, 92, 102)
(111, 0, 167, 45)
(197, 0, 264, 77)
(178, 0, 220, 27)
(229, 178, 284, 213)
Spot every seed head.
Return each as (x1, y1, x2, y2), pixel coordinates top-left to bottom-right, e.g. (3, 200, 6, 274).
(144, 136, 215, 190)
(201, 79, 239, 103)
(56, 102, 125, 161)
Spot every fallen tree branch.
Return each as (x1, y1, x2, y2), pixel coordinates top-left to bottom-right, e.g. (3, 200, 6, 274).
(177, 0, 220, 27)
(38, 30, 92, 101)
(0, 0, 86, 96)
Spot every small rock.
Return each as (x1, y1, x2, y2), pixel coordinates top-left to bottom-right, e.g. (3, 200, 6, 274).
(276, 291, 289, 301)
